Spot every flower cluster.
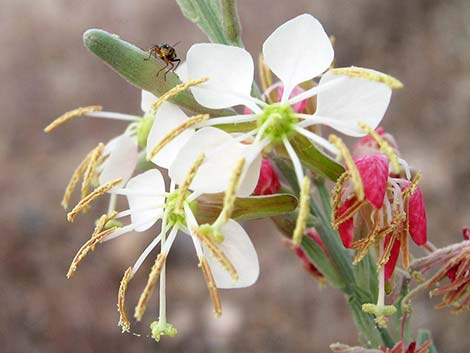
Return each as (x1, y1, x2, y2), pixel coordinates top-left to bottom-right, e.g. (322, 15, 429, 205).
(46, 10, 461, 351)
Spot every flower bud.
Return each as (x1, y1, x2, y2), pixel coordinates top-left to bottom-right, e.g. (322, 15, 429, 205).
(254, 158, 281, 195)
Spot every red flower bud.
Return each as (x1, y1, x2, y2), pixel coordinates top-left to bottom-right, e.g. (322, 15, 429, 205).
(254, 158, 281, 195)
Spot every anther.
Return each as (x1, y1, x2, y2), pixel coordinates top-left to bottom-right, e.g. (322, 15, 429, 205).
(150, 78, 209, 112)
(134, 252, 168, 321)
(67, 178, 122, 222)
(200, 257, 222, 317)
(358, 121, 400, 174)
(292, 177, 310, 245)
(81, 143, 105, 199)
(44, 105, 103, 133)
(216, 158, 246, 225)
(66, 226, 118, 278)
(194, 228, 238, 282)
(330, 67, 403, 89)
(329, 134, 365, 202)
(175, 153, 205, 214)
(118, 267, 133, 333)
(93, 211, 119, 239)
(147, 114, 209, 160)
(61, 151, 94, 209)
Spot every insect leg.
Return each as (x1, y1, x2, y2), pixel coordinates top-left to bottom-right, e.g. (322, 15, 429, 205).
(164, 62, 175, 81)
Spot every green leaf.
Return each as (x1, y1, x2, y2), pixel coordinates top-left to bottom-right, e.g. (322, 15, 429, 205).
(195, 193, 298, 224)
(301, 236, 343, 288)
(288, 133, 345, 181)
(219, 0, 243, 45)
(83, 29, 233, 117)
(176, 0, 228, 44)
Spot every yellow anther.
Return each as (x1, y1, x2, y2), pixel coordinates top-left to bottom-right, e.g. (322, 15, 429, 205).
(61, 150, 94, 210)
(175, 153, 205, 213)
(134, 252, 167, 321)
(81, 143, 105, 199)
(330, 172, 349, 224)
(147, 114, 209, 160)
(92, 211, 118, 239)
(44, 105, 103, 133)
(218, 158, 246, 225)
(200, 257, 222, 317)
(117, 267, 133, 333)
(66, 226, 118, 279)
(353, 219, 381, 265)
(329, 134, 365, 202)
(377, 233, 398, 269)
(150, 77, 209, 112)
(194, 227, 238, 282)
(358, 121, 400, 174)
(402, 172, 422, 200)
(292, 177, 310, 245)
(330, 67, 403, 89)
(67, 178, 122, 222)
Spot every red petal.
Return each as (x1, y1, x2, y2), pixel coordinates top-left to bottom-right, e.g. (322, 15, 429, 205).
(463, 227, 470, 241)
(353, 155, 389, 209)
(408, 187, 427, 246)
(384, 233, 401, 280)
(336, 199, 355, 248)
(254, 158, 281, 195)
(405, 342, 416, 353)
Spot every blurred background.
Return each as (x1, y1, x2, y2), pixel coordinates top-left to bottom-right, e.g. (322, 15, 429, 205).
(1, 0, 469, 352)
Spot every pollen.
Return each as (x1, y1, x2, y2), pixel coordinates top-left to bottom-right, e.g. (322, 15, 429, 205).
(147, 114, 209, 160)
(358, 121, 400, 174)
(67, 178, 122, 222)
(219, 158, 246, 224)
(61, 150, 93, 210)
(194, 227, 238, 282)
(66, 226, 118, 279)
(93, 211, 119, 239)
(292, 177, 310, 245)
(134, 252, 167, 321)
(175, 153, 205, 214)
(150, 77, 209, 112)
(329, 134, 365, 202)
(44, 105, 103, 133)
(200, 257, 222, 317)
(81, 143, 105, 200)
(118, 267, 133, 333)
(330, 67, 403, 89)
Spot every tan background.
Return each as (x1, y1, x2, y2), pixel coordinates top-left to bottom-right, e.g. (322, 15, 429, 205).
(1, 0, 469, 352)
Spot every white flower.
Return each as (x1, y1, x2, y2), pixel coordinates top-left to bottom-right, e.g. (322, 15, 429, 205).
(179, 13, 400, 186)
(103, 167, 259, 328)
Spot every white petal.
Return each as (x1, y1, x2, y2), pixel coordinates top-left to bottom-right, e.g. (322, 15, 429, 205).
(146, 101, 195, 169)
(140, 62, 188, 112)
(141, 90, 157, 113)
(99, 135, 138, 189)
(263, 14, 334, 100)
(315, 69, 392, 136)
(126, 170, 166, 231)
(203, 220, 259, 288)
(187, 43, 254, 109)
(169, 127, 261, 196)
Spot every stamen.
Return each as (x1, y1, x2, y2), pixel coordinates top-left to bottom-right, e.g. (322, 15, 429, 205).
(175, 153, 205, 214)
(92, 211, 119, 239)
(194, 227, 238, 282)
(333, 198, 366, 229)
(377, 233, 398, 269)
(200, 257, 222, 317)
(295, 126, 340, 155)
(44, 105, 103, 132)
(66, 226, 118, 278)
(61, 150, 94, 209)
(358, 121, 400, 174)
(292, 177, 310, 245)
(150, 78, 209, 112)
(329, 67, 404, 89)
(81, 143, 105, 200)
(283, 137, 304, 187)
(67, 178, 122, 222)
(215, 158, 246, 225)
(258, 54, 276, 103)
(330, 172, 349, 217)
(134, 252, 168, 321)
(147, 114, 209, 160)
(117, 267, 133, 333)
(329, 134, 364, 201)
(402, 172, 422, 200)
